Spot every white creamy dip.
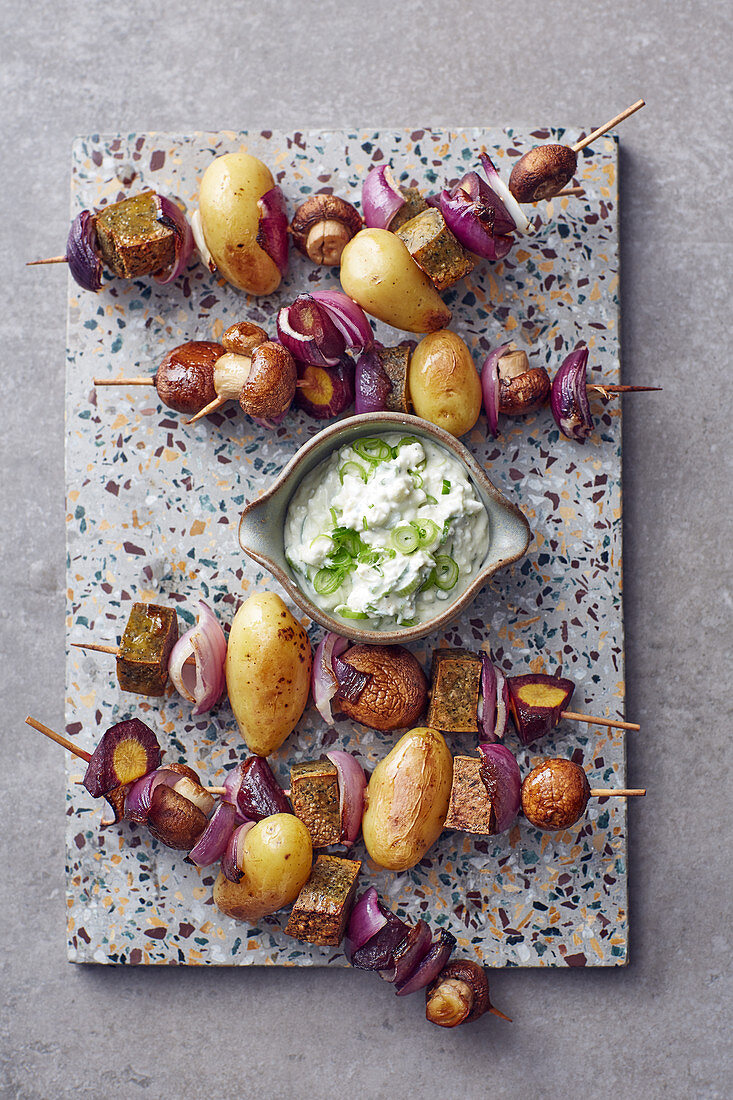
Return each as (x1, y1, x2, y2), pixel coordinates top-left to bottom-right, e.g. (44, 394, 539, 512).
(284, 433, 490, 628)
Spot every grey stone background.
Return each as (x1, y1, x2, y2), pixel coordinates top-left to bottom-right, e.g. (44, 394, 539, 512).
(1, 1, 730, 1097)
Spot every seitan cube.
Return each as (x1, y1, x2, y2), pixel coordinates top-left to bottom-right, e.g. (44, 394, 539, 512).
(444, 755, 496, 834)
(427, 648, 483, 733)
(377, 342, 413, 414)
(285, 855, 361, 946)
(94, 191, 176, 279)
(389, 186, 429, 232)
(116, 603, 178, 697)
(290, 760, 342, 847)
(396, 208, 475, 291)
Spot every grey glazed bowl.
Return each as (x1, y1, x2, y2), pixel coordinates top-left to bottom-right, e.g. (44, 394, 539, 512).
(238, 412, 531, 643)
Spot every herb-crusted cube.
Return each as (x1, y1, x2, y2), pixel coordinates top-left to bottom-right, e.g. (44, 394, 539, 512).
(285, 855, 361, 946)
(444, 755, 496, 834)
(290, 760, 341, 847)
(377, 343, 413, 414)
(427, 649, 483, 733)
(396, 208, 474, 291)
(116, 603, 178, 696)
(389, 186, 430, 232)
(94, 191, 176, 279)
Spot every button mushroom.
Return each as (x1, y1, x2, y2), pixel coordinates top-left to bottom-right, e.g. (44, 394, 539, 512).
(496, 346, 551, 415)
(520, 757, 591, 831)
(331, 644, 428, 731)
(290, 195, 363, 266)
(146, 783, 209, 850)
(426, 959, 511, 1028)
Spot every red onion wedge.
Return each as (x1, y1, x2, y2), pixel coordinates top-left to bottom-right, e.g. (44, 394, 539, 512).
(221, 821, 255, 883)
(494, 668, 510, 741)
(125, 768, 180, 824)
(222, 757, 290, 821)
(395, 929, 456, 996)
(479, 654, 498, 742)
(478, 152, 532, 235)
(439, 180, 514, 262)
(380, 919, 432, 984)
(478, 743, 521, 833)
(310, 290, 373, 351)
(345, 887, 387, 954)
(66, 210, 103, 292)
(332, 653, 370, 703)
(481, 343, 511, 436)
(325, 749, 367, 847)
(348, 903, 410, 970)
(188, 801, 238, 867)
(355, 346, 392, 414)
(312, 632, 350, 723)
(153, 194, 195, 285)
(256, 185, 289, 275)
(168, 600, 227, 715)
(277, 295, 344, 367)
(362, 165, 406, 229)
(551, 346, 593, 441)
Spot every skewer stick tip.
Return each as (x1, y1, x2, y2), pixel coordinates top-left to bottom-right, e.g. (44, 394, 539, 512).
(590, 788, 646, 798)
(571, 99, 646, 153)
(26, 256, 69, 266)
(186, 395, 228, 425)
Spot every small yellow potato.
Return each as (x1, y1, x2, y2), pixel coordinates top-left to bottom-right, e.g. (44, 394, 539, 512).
(362, 727, 453, 871)
(408, 329, 482, 436)
(213, 814, 313, 922)
(198, 152, 282, 295)
(339, 228, 451, 333)
(225, 592, 312, 756)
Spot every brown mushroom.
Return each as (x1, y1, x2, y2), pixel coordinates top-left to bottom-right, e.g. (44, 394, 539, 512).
(426, 960, 511, 1028)
(332, 644, 428, 731)
(509, 144, 578, 203)
(165, 762, 216, 816)
(521, 757, 591, 831)
(221, 321, 269, 356)
(290, 195, 363, 266)
(146, 783, 209, 850)
(239, 341, 297, 419)
(496, 346, 551, 415)
(154, 341, 223, 414)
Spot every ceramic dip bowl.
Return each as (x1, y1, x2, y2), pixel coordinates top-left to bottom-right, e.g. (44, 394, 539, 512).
(238, 412, 531, 642)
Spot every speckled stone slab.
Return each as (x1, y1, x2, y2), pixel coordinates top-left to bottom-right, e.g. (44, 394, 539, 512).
(65, 128, 625, 969)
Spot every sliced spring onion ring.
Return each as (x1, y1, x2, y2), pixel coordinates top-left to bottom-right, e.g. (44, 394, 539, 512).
(339, 461, 368, 484)
(353, 437, 394, 464)
(392, 524, 420, 554)
(432, 554, 459, 591)
(314, 567, 346, 595)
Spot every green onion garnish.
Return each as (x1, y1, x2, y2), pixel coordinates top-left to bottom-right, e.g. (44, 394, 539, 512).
(392, 524, 420, 554)
(353, 437, 393, 464)
(432, 554, 459, 591)
(339, 461, 367, 484)
(441, 479, 451, 495)
(412, 519, 439, 547)
(410, 470, 424, 490)
(337, 607, 369, 620)
(420, 494, 438, 506)
(313, 567, 345, 595)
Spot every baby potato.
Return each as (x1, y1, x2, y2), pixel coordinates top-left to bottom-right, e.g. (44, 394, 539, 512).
(213, 814, 313, 921)
(225, 592, 312, 756)
(198, 152, 283, 295)
(408, 329, 482, 436)
(339, 228, 451, 333)
(362, 727, 453, 871)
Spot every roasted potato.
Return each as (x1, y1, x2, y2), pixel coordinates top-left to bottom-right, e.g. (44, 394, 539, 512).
(198, 152, 283, 295)
(362, 727, 453, 871)
(339, 228, 451, 334)
(213, 814, 313, 921)
(225, 592, 312, 756)
(408, 330, 482, 437)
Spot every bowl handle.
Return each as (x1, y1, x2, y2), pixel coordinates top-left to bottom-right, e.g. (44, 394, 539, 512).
(238, 496, 269, 555)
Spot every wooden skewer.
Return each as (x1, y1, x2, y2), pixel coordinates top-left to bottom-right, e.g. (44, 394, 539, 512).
(186, 395, 228, 424)
(72, 641, 119, 656)
(587, 384, 661, 394)
(561, 710, 640, 732)
(25, 716, 92, 762)
(27, 255, 68, 266)
(26, 716, 225, 796)
(94, 376, 154, 387)
(538, 186, 585, 201)
(572, 99, 645, 153)
(590, 787, 646, 797)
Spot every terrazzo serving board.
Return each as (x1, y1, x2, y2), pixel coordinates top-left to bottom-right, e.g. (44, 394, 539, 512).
(65, 127, 626, 968)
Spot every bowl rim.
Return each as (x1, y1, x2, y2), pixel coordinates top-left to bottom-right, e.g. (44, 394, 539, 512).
(238, 411, 531, 643)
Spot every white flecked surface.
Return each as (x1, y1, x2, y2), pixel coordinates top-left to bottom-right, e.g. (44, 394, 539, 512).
(1, 2, 731, 1098)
